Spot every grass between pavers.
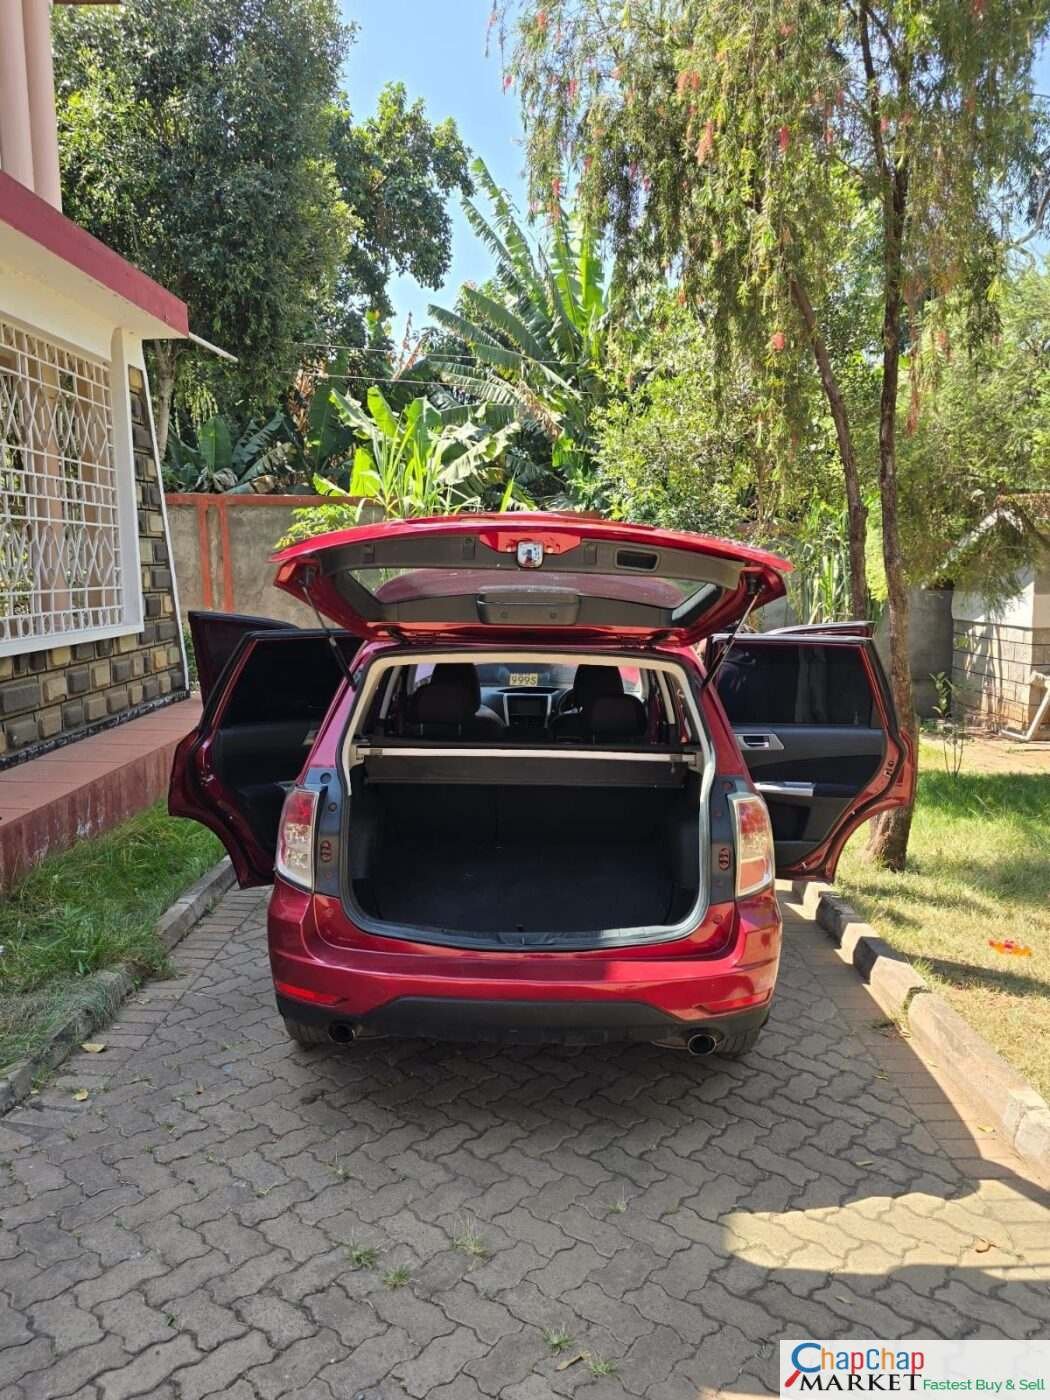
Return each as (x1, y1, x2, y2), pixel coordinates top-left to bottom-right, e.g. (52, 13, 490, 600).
(0, 802, 222, 1070)
(837, 739, 1050, 1102)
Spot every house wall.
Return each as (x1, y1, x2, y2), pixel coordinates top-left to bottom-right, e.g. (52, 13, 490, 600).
(0, 366, 186, 767)
(881, 586, 955, 718)
(951, 561, 1050, 731)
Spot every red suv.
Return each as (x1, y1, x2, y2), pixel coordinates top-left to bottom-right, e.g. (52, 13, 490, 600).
(170, 515, 912, 1059)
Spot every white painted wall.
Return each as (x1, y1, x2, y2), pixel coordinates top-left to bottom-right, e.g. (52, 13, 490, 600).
(953, 559, 1050, 629)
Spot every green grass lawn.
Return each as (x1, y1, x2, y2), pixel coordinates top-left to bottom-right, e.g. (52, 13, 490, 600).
(0, 803, 221, 1071)
(837, 740, 1050, 1101)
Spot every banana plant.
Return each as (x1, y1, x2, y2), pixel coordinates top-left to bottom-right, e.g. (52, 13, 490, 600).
(164, 411, 292, 493)
(426, 158, 620, 489)
(286, 341, 462, 484)
(279, 386, 528, 543)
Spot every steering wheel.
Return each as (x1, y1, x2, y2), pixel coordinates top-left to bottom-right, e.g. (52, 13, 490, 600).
(553, 687, 578, 716)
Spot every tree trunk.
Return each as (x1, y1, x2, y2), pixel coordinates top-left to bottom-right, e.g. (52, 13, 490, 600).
(151, 341, 178, 465)
(865, 160, 916, 871)
(790, 276, 869, 620)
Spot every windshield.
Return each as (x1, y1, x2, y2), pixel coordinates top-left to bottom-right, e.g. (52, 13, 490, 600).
(475, 663, 577, 689)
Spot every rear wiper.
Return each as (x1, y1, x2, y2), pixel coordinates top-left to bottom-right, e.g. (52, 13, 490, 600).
(698, 573, 762, 696)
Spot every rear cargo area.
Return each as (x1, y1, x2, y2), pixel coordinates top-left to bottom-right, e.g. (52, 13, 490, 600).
(347, 779, 703, 936)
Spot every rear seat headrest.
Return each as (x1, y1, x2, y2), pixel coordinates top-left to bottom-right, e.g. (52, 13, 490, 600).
(412, 682, 474, 727)
(574, 665, 624, 708)
(430, 663, 481, 710)
(407, 665, 478, 728)
(588, 693, 647, 739)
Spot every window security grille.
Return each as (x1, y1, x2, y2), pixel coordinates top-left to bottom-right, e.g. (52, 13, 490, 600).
(0, 318, 125, 649)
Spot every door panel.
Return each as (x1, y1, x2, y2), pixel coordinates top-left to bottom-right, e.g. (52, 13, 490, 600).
(169, 627, 355, 885)
(765, 621, 875, 639)
(188, 610, 290, 705)
(741, 726, 885, 871)
(716, 635, 912, 879)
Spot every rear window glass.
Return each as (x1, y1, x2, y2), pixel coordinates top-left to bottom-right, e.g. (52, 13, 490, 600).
(362, 658, 691, 743)
(717, 643, 876, 727)
(404, 662, 646, 698)
(353, 567, 715, 615)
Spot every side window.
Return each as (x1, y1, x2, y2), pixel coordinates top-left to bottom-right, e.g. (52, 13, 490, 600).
(407, 663, 435, 692)
(717, 644, 876, 727)
(222, 638, 344, 725)
(619, 665, 645, 698)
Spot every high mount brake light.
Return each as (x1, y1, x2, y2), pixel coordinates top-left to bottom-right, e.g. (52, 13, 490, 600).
(275, 787, 318, 890)
(728, 792, 775, 897)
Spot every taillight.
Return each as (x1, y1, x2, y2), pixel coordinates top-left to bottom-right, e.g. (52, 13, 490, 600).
(728, 793, 775, 897)
(275, 787, 318, 890)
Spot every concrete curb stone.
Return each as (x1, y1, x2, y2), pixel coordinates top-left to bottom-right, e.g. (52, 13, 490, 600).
(791, 878, 1050, 1171)
(0, 857, 235, 1116)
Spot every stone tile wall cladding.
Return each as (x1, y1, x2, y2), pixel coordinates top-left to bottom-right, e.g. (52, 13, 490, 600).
(0, 367, 186, 768)
(952, 618, 1050, 729)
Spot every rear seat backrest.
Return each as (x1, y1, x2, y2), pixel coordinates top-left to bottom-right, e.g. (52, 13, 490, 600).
(405, 664, 504, 738)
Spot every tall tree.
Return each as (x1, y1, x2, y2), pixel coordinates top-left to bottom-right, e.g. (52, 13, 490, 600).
(329, 83, 474, 339)
(901, 266, 1050, 596)
(54, 6, 474, 461)
(500, 0, 1050, 867)
(54, 0, 354, 459)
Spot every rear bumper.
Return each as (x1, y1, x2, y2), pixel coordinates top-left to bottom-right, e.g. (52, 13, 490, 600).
(275, 991, 771, 1047)
(268, 883, 781, 1047)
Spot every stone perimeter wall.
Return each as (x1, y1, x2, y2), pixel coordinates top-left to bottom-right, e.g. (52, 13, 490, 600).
(0, 366, 186, 768)
(952, 617, 1050, 730)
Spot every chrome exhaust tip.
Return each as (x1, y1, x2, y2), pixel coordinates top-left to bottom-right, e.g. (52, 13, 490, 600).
(328, 1022, 355, 1045)
(686, 1032, 719, 1057)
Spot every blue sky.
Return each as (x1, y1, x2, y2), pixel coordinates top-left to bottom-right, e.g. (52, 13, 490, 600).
(339, 3, 1050, 343)
(339, 0, 527, 344)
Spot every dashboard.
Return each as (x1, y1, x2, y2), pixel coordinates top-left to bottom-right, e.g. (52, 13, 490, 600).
(480, 685, 569, 735)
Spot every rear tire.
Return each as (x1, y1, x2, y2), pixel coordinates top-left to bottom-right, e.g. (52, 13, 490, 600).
(716, 1025, 764, 1059)
(283, 1017, 330, 1047)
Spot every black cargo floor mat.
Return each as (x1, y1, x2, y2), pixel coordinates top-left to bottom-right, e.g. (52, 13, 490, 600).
(372, 839, 674, 933)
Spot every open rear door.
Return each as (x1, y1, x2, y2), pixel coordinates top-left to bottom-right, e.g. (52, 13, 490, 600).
(170, 614, 356, 885)
(715, 631, 914, 880)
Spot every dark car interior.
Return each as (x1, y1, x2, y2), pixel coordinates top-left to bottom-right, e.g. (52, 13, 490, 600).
(200, 645, 694, 875)
(191, 622, 892, 922)
(206, 633, 348, 847)
(369, 660, 667, 747)
(347, 775, 704, 935)
(343, 656, 705, 936)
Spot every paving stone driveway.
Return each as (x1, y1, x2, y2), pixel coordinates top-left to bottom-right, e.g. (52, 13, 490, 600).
(3, 887, 1050, 1400)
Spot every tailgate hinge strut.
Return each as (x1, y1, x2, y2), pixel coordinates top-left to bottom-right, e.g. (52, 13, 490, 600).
(698, 572, 763, 696)
(301, 566, 356, 688)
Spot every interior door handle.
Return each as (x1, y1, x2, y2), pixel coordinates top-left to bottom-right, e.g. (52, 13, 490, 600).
(756, 780, 815, 799)
(736, 731, 784, 751)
